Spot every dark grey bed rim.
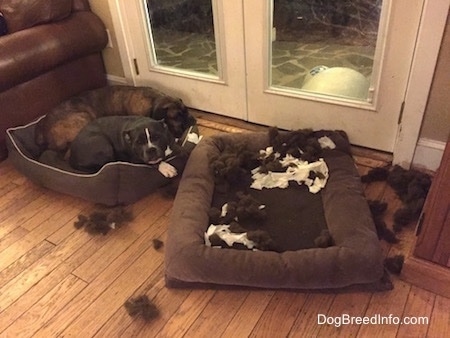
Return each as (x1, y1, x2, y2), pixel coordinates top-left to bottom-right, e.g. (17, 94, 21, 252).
(165, 132, 385, 290)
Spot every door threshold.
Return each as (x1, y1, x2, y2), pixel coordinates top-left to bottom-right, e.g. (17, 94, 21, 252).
(190, 108, 393, 164)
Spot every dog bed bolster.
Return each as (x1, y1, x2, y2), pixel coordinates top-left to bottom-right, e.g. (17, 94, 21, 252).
(165, 132, 384, 289)
(6, 116, 198, 206)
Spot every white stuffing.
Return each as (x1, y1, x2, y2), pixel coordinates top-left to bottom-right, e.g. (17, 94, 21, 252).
(204, 224, 257, 249)
(186, 131, 203, 144)
(318, 136, 336, 149)
(220, 203, 229, 217)
(251, 157, 329, 193)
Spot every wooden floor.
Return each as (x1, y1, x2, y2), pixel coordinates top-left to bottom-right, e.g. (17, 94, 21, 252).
(0, 113, 449, 337)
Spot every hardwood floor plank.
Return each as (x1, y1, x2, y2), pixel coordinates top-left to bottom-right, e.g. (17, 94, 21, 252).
(249, 291, 308, 338)
(1, 274, 87, 337)
(427, 295, 450, 337)
(59, 243, 166, 336)
(0, 226, 29, 254)
(317, 292, 372, 337)
(19, 193, 87, 232)
(93, 263, 167, 337)
(357, 279, 411, 337)
(33, 215, 167, 337)
(0, 159, 15, 174)
(93, 231, 169, 337)
(0, 181, 18, 199)
(0, 180, 44, 220)
(221, 290, 275, 338)
(353, 156, 389, 170)
(192, 111, 267, 133)
(196, 118, 250, 134)
(287, 293, 335, 337)
(156, 289, 216, 338)
(0, 182, 45, 241)
(0, 240, 54, 289)
(183, 289, 250, 337)
(131, 278, 194, 337)
(0, 199, 86, 273)
(4, 192, 55, 227)
(0, 262, 77, 332)
(0, 229, 91, 314)
(72, 195, 171, 283)
(396, 286, 435, 338)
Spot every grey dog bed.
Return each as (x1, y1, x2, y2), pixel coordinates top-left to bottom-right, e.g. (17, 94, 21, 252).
(6, 116, 199, 206)
(165, 132, 385, 290)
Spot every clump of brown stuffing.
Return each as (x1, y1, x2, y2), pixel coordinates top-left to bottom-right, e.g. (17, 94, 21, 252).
(74, 206, 133, 235)
(209, 192, 267, 226)
(314, 229, 334, 248)
(124, 295, 159, 321)
(362, 165, 431, 232)
(209, 140, 257, 193)
(384, 255, 405, 275)
(268, 127, 323, 163)
(208, 192, 277, 250)
(152, 239, 164, 250)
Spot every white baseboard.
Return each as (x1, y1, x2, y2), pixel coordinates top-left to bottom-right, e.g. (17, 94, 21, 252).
(106, 74, 129, 85)
(412, 138, 446, 172)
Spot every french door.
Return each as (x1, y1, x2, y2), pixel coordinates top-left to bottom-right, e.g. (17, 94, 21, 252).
(110, 0, 444, 158)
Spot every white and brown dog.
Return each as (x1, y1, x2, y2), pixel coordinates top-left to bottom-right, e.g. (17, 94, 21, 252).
(35, 85, 196, 155)
(68, 116, 182, 177)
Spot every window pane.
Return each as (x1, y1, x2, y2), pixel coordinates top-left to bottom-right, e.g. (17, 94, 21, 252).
(146, 0, 218, 76)
(271, 0, 383, 101)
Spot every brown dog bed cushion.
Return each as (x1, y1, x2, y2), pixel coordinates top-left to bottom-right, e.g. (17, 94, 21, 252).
(165, 132, 384, 290)
(6, 116, 199, 206)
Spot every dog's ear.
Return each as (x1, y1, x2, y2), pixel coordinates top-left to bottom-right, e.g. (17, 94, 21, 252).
(152, 97, 172, 120)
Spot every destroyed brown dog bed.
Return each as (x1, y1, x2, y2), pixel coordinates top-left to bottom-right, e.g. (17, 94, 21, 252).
(165, 131, 385, 290)
(6, 116, 199, 206)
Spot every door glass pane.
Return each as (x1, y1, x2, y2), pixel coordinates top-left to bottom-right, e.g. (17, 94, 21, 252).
(271, 0, 383, 101)
(146, 0, 218, 76)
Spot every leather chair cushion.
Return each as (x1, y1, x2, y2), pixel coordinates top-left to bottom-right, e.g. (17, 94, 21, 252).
(0, 11, 107, 92)
(0, 0, 72, 33)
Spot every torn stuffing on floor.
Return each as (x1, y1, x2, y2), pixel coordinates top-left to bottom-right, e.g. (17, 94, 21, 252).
(124, 295, 159, 321)
(362, 165, 431, 232)
(74, 206, 134, 235)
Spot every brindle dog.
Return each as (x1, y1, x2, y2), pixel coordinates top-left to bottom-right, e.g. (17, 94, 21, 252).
(35, 85, 195, 153)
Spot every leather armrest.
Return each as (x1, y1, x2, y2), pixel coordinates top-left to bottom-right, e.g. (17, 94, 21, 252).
(73, 0, 92, 12)
(0, 11, 107, 92)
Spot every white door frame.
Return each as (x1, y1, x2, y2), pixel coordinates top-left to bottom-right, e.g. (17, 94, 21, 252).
(108, 0, 449, 167)
(393, 0, 449, 167)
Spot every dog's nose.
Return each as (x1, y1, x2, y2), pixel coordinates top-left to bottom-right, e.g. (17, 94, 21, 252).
(146, 147, 157, 157)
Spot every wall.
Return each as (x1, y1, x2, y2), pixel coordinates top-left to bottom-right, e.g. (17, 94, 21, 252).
(419, 13, 450, 143)
(89, 0, 124, 78)
(89, 1, 449, 162)
(411, 11, 450, 170)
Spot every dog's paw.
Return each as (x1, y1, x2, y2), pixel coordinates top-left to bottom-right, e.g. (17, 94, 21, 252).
(158, 161, 178, 178)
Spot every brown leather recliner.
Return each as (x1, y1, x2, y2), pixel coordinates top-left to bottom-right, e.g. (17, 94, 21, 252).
(0, 0, 108, 161)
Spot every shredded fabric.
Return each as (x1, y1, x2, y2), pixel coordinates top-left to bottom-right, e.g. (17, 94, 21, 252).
(186, 131, 203, 144)
(251, 156, 329, 193)
(205, 224, 257, 249)
(318, 136, 336, 149)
